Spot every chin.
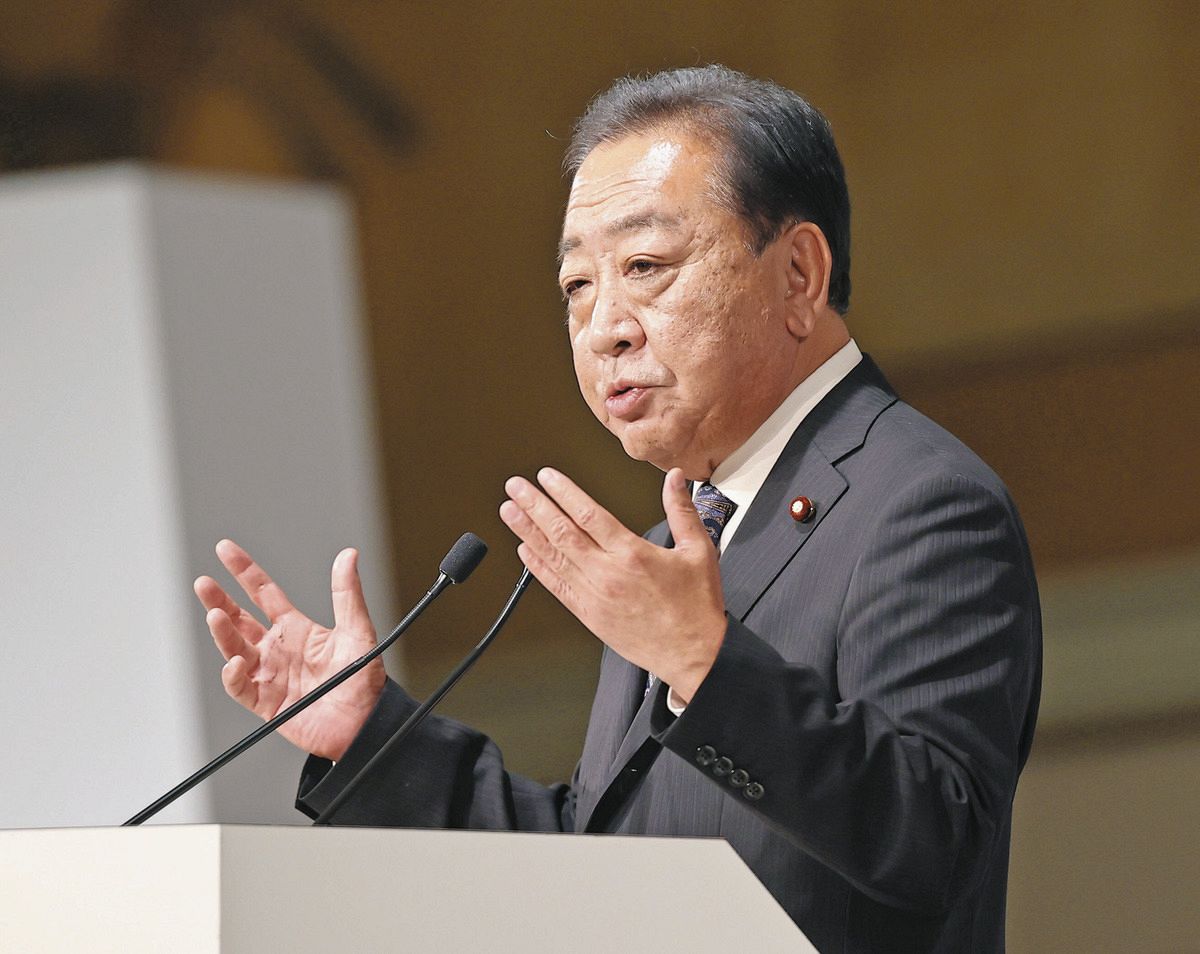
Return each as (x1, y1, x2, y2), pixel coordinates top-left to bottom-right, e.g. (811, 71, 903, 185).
(606, 413, 707, 474)
(614, 430, 692, 474)
(611, 425, 668, 467)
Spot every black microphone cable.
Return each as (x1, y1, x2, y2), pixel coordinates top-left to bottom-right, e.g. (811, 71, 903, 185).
(312, 565, 533, 826)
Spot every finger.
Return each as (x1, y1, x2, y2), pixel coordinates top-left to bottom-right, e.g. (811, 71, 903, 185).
(536, 467, 630, 551)
(220, 655, 258, 711)
(215, 539, 298, 623)
(500, 497, 550, 548)
(330, 548, 372, 633)
(194, 575, 268, 644)
(515, 541, 581, 620)
(662, 468, 712, 551)
(505, 475, 598, 562)
(206, 607, 260, 667)
(500, 495, 578, 581)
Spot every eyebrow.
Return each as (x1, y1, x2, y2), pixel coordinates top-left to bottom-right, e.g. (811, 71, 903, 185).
(557, 211, 683, 264)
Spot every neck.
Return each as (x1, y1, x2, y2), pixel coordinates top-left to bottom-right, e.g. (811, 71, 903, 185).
(786, 312, 851, 393)
(684, 319, 854, 480)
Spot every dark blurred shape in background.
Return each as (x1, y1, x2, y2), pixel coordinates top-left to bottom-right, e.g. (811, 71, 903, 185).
(0, 0, 417, 177)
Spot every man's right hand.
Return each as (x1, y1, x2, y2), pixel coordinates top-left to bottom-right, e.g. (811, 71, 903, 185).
(193, 539, 385, 762)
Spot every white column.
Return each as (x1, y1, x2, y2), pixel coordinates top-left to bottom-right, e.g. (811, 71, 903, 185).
(0, 164, 394, 826)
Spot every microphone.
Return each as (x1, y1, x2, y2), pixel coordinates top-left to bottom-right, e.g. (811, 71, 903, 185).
(437, 532, 490, 583)
(312, 565, 533, 825)
(123, 533, 488, 826)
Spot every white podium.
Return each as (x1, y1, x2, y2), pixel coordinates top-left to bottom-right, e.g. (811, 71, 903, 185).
(0, 166, 393, 827)
(0, 825, 816, 952)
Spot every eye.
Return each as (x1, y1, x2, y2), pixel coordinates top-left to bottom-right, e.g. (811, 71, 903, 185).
(561, 278, 590, 300)
(627, 259, 658, 277)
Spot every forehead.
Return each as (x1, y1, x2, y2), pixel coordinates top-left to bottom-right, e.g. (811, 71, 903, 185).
(559, 132, 720, 256)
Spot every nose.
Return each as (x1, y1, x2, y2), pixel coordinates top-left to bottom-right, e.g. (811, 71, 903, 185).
(587, 285, 645, 356)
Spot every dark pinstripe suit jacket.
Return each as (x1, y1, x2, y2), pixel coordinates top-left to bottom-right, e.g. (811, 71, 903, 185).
(299, 357, 1042, 954)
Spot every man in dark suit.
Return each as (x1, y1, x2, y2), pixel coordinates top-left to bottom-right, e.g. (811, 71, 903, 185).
(195, 66, 1041, 953)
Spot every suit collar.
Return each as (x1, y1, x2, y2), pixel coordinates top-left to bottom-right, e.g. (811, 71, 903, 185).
(805, 354, 898, 465)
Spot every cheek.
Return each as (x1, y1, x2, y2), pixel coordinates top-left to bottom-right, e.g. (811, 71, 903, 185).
(650, 274, 775, 402)
(571, 346, 604, 413)
(689, 260, 777, 346)
(650, 286, 739, 371)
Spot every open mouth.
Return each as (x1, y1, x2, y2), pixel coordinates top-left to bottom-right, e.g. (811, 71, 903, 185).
(605, 384, 652, 419)
(607, 380, 648, 399)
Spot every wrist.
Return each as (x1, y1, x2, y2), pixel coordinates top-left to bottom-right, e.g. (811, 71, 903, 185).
(665, 613, 727, 704)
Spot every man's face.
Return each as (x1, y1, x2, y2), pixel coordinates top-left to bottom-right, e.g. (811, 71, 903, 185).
(558, 130, 801, 479)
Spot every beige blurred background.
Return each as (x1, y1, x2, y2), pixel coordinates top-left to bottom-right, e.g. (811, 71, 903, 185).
(3, 2, 1197, 950)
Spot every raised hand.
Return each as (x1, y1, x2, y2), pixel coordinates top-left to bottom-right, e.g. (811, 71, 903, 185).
(193, 539, 385, 761)
(499, 466, 727, 703)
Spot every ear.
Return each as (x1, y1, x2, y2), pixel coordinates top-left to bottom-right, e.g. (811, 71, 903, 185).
(782, 221, 833, 339)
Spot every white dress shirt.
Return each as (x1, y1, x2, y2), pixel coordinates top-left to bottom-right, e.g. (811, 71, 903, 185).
(661, 338, 863, 712)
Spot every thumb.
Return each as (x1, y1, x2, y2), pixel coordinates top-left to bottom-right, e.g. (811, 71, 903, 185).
(331, 548, 373, 633)
(661, 468, 709, 550)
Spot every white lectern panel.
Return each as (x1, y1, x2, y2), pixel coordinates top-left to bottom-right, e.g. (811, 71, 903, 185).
(0, 165, 393, 826)
(0, 826, 815, 952)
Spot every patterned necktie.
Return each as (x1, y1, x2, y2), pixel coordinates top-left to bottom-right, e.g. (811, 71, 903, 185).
(646, 482, 737, 697)
(693, 482, 737, 550)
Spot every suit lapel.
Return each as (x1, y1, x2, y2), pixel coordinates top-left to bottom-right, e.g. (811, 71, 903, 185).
(574, 519, 673, 828)
(606, 683, 662, 775)
(573, 647, 646, 829)
(720, 440, 847, 620)
(721, 355, 898, 621)
(578, 356, 898, 832)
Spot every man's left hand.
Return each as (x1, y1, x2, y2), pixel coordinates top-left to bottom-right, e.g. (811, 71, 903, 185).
(499, 466, 726, 703)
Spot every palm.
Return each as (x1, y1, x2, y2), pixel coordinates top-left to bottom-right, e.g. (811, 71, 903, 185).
(194, 540, 385, 761)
